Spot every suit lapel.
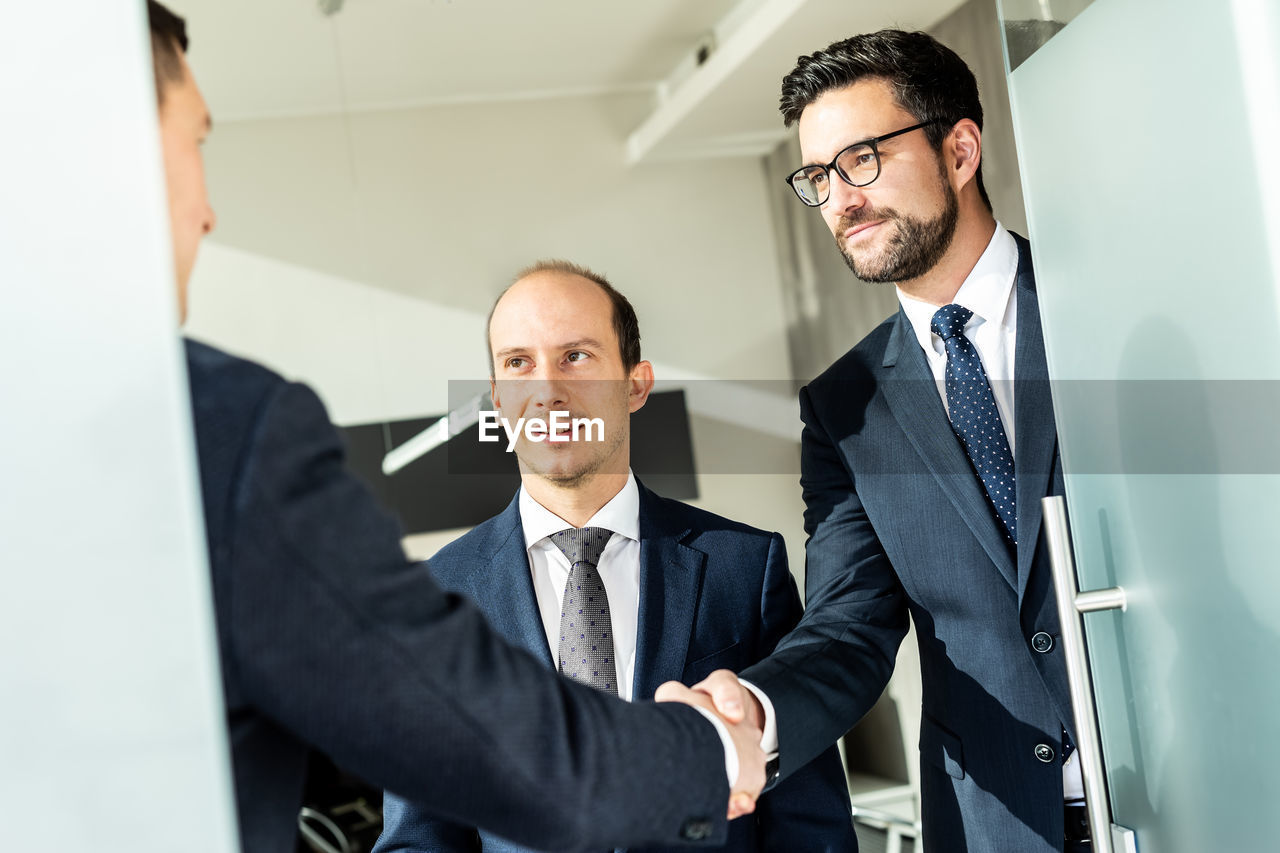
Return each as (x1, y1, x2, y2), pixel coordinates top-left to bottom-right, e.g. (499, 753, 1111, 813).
(631, 485, 706, 700)
(1011, 235, 1059, 605)
(879, 308, 1019, 591)
(478, 496, 555, 668)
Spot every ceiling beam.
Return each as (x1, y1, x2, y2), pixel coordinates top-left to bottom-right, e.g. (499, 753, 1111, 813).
(625, 0, 808, 164)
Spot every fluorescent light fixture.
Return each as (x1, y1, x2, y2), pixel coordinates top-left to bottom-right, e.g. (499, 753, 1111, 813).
(382, 391, 493, 476)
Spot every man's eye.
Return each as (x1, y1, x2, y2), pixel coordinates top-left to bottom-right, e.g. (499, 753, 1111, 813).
(506, 357, 527, 369)
(566, 351, 589, 363)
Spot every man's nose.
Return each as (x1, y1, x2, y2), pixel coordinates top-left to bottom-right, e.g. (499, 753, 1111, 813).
(527, 366, 570, 410)
(203, 202, 217, 235)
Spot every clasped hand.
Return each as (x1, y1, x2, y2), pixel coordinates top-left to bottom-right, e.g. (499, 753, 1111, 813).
(654, 669, 767, 820)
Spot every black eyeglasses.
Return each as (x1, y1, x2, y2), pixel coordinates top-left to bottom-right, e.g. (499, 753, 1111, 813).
(785, 120, 939, 207)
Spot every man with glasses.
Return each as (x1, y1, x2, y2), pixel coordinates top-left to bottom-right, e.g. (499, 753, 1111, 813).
(693, 30, 1085, 853)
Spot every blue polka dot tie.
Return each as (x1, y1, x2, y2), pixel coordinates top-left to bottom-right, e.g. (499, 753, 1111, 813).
(931, 304, 1017, 543)
(550, 527, 618, 695)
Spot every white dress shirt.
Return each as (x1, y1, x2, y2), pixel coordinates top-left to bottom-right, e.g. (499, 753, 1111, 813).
(751, 223, 1085, 802)
(519, 472, 739, 784)
(519, 473, 641, 699)
(895, 222, 1019, 453)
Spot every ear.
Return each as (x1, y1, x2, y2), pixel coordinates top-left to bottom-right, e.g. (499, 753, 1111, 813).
(627, 361, 655, 414)
(489, 376, 500, 410)
(946, 118, 982, 193)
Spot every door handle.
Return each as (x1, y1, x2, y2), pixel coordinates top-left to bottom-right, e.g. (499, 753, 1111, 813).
(1042, 496, 1137, 853)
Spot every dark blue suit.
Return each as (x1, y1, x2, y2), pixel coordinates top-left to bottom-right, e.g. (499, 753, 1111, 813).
(185, 341, 734, 853)
(376, 483, 857, 853)
(741, 236, 1074, 852)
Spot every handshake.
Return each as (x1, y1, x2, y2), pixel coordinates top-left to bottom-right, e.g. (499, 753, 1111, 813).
(655, 670, 769, 821)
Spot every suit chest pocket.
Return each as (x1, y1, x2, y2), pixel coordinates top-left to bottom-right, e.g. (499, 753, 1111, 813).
(683, 640, 743, 684)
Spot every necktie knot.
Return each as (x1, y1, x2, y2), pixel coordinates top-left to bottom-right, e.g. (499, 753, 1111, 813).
(549, 526, 612, 568)
(930, 303, 973, 341)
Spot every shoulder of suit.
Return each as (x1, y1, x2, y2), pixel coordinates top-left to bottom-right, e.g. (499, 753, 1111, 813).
(183, 339, 343, 511)
(642, 488, 775, 549)
(806, 312, 897, 391)
(426, 511, 519, 587)
(184, 338, 288, 419)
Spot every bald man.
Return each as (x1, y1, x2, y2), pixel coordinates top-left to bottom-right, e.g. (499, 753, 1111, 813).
(375, 260, 856, 853)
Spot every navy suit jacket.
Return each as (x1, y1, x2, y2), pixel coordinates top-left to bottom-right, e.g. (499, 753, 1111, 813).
(376, 483, 856, 853)
(185, 340, 734, 853)
(741, 235, 1073, 852)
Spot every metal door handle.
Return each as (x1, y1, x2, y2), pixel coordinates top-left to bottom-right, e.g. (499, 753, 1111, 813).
(298, 806, 353, 853)
(1042, 496, 1137, 853)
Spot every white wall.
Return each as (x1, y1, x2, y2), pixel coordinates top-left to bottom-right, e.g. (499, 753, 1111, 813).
(193, 92, 794, 379)
(186, 91, 812, 573)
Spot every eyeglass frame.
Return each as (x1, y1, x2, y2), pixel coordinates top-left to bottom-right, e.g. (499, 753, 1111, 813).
(784, 119, 942, 207)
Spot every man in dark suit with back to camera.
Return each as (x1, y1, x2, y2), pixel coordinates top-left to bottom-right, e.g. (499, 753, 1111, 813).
(693, 30, 1087, 853)
(143, 3, 768, 851)
(374, 260, 857, 853)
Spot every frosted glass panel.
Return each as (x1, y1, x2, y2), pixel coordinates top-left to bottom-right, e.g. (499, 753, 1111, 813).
(0, 2, 238, 851)
(1001, 0, 1095, 69)
(1003, 0, 1280, 848)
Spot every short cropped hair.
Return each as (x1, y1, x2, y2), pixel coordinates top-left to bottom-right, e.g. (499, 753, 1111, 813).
(780, 29, 991, 210)
(487, 260, 642, 375)
(147, 0, 189, 106)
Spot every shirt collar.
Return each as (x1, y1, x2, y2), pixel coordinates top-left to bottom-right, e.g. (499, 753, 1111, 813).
(896, 222, 1018, 352)
(519, 471, 640, 551)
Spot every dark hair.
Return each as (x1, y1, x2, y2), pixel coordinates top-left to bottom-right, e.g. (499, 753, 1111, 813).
(487, 259, 642, 374)
(147, 0, 190, 106)
(780, 29, 991, 211)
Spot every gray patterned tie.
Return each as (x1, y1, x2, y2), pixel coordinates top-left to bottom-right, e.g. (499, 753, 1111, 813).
(549, 527, 618, 695)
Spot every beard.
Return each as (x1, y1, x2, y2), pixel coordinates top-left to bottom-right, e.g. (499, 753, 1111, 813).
(836, 176, 959, 284)
(523, 427, 626, 489)
(514, 399, 629, 488)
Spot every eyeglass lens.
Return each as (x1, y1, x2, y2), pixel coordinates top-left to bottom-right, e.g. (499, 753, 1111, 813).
(790, 143, 880, 206)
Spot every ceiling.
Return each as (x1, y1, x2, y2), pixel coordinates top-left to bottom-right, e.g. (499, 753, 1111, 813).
(175, 0, 969, 157)
(178, 0, 742, 120)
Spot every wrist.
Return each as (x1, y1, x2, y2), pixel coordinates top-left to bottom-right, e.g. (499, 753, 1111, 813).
(762, 754, 781, 792)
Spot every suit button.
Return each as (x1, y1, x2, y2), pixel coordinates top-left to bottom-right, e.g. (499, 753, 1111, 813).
(680, 818, 714, 841)
(1031, 631, 1054, 653)
(1035, 743, 1056, 763)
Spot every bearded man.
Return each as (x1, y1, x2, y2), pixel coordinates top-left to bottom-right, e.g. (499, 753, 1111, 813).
(694, 30, 1085, 853)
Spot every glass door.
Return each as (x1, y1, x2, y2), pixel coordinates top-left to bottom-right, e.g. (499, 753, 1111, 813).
(0, 2, 238, 850)
(1000, 0, 1280, 849)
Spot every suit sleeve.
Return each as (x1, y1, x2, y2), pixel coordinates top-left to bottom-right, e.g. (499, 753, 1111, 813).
(749, 533, 858, 852)
(373, 791, 480, 853)
(224, 381, 729, 851)
(740, 385, 909, 779)
(367, 560, 494, 853)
